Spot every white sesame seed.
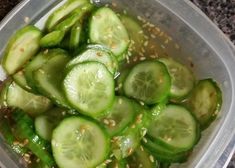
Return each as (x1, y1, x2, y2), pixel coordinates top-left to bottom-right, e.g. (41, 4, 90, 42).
(140, 57, 146, 61)
(149, 155, 155, 163)
(24, 17, 30, 23)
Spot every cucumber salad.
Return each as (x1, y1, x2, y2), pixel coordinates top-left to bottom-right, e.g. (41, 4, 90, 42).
(0, 0, 222, 168)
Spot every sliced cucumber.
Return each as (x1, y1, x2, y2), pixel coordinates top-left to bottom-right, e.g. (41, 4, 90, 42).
(54, 3, 94, 33)
(0, 115, 28, 156)
(147, 104, 198, 152)
(67, 45, 118, 75)
(120, 15, 145, 55)
(89, 7, 129, 58)
(6, 82, 52, 117)
(25, 49, 66, 92)
(127, 147, 158, 168)
(98, 96, 136, 136)
(112, 103, 148, 159)
(12, 109, 55, 167)
(33, 50, 71, 108)
(69, 22, 83, 50)
(35, 108, 67, 141)
(185, 79, 222, 129)
(40, 30, 65, 48)
(2, 26, 42, 75)
(159, 58, 195, 99)
(13, 70, 32, 92)
(124, 61, 171, 104)
(142, 137, 189, 163)
(45, 0, 89, 31)
(52, 116, 110, 168)
(63, 61, 115, 117)
(0, 80, 10, 107)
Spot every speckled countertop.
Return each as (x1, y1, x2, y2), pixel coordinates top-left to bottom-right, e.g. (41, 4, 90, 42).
(0, 0, 235, 167)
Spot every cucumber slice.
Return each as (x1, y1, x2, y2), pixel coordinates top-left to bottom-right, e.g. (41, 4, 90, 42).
(112, 103, 148, 159)
(12, 109, 55, 167)
(185, 79, 222, 129)
(33, 50, 71, 108)
(55, 3, 94, 33)
(63, 61, 115, 117)
(6, 82, 52, 117)
(2, 26, 42, 75)
(124, 61, 171, 104)
(142, 137, 189, 163)
(127, 147, 158, 168)
(13, 70, 32, 92)
(45, 0, 89, 31)
(98, 96, 136, 136)
(0, 80, 11, 107)
(147, 104, 198, 152)
(40, 30, 65, 48)
(67, 45, 118, 75)
(35, 108, 67, 141)
(89, 7, 129, 58)
(0, 115, 28, 156)
(52, 116, 110, 168)
(120, 15, 145, 55)
(159, 58, 195, 99)
(69, 22, 83, 50)
(25, 49, 66, 92)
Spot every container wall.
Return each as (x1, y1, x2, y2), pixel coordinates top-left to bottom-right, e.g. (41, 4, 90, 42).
(0, 0, 235, 168)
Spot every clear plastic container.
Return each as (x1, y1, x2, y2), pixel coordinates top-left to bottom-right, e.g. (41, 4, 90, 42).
(0, 0, 235, 168)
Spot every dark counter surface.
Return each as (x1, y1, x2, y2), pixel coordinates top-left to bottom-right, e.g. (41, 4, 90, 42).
(0, 0, 235, 167)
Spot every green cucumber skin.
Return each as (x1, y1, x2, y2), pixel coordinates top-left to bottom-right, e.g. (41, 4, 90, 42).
(146, 104, 200, 153)
(13, 71, 33, 93)
(52, 116, 110, 168)
(40, 30, 65, 48)
(54, 3, 94, 33)
(12, 109, 55, 167)
(0, 116, 28, 156)
(45, 0, 89, 32)
(2, 26, 42, 75)
(185, 79, 222, 130)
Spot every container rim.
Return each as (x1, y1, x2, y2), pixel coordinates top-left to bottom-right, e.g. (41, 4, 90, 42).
(0, 0, 235, 168)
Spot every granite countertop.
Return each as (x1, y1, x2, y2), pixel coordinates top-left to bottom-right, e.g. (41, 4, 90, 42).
(0, 0, 235, 167)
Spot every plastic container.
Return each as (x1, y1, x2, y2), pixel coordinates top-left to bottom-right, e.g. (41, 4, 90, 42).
(0, 0, 235, 167)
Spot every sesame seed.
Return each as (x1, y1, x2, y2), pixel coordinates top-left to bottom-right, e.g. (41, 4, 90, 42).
(24, 17, 30, 23)
(123, 10, 127, 14)
(151, 34, 156, 39)
(140, 57, 146, 61)
(144, 41, 149, 47)
(43, 49, 49, 54)
(161, 44, 166, 49)
(112, 2, 117, 7)
(140, 145, 144, 151)
(127, 148, 133, 155)
(126, 164, 130, 168)
(137, 16, 142, 21)
(143, 137, 148, 143)
(105, 159, 112, 164)
(103, 119, 110, 125)
(139, 164, 143, 168)
(139, 101, 145, 106)
(109, 119, 116, 127)
(175, 43, 180, 49)
(138, 30, 144, 34)
(149, 155, 155, 163)
(131, 124, 136, 128)
(39, 69, 45, 74)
